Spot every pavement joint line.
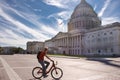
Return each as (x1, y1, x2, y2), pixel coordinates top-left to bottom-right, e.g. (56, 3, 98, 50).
(0, 56, 22, 80)
(12, 66, 34, 69)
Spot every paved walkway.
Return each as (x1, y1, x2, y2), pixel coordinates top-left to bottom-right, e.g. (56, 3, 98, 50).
(0, 56, 22, 80)
(0, 54, 120, 80)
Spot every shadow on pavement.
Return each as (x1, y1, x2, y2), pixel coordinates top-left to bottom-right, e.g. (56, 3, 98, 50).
(86, 58, 120, 68)
(29, 78, 41, 80)
(29, 78, 60, 80)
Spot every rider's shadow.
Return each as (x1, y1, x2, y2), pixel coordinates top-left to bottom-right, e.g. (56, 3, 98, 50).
(51, 78, 61, 80)
(29, 78, 41, 80)
(53, 79, 60, 80)
(29, 78, 60, 80)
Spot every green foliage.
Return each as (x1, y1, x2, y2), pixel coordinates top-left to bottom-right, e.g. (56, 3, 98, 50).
(0, 46, 3, 53)
(10, 47, 24, 54)
(0, 47, 1, 53)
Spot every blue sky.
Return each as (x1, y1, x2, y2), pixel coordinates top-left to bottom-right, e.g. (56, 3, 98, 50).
(0, 0, 120, 49)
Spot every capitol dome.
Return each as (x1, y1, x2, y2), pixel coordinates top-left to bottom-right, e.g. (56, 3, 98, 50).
(68, 0, 101, 32)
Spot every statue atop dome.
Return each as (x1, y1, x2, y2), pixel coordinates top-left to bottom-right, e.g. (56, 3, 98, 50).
(81, 0, 86, 3)
(80, 0, 88, 5)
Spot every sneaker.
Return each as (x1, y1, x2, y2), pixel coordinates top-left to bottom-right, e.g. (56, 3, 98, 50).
(43, 75, 48, 78)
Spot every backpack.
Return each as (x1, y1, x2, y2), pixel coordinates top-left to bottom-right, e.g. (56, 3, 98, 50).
(37, 51, 41, 59)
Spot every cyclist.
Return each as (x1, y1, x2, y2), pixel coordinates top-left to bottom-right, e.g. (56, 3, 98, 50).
(37, 47, 53, 78)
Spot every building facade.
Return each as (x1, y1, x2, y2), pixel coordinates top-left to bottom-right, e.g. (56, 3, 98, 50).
(27, 41, 44, 54)
(45, 0, 120, 56)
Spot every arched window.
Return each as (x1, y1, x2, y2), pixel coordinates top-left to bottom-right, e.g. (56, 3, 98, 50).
(110, 32, 113, 35)
(104, 33, 107, 35)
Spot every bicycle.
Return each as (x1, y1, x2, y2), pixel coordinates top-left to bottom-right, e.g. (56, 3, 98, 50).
(32, 61, 63, 79)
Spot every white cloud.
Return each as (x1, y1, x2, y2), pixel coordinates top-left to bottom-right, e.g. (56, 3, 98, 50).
(0, 1, 61, 49)
(0, 29, 31, 49)
(0, 1, 59, 35)
(44, 0, 82, 32)
(41, 25, 58, 35)
(94, 4, 97, 11)
(34, 9, 41, 12)
(14, 8, 58, 36)
(43, 0, 66, 8)
(57, 11, 71, 20)
(0, 8, 49, 39)
(43, 0, 79, 8)
(98, 0, 111, 17)
(102, 17, 120, 25)
(0, 7, 51, 49)
(97, 0, 120, 25)
(48, 11, 71, 32)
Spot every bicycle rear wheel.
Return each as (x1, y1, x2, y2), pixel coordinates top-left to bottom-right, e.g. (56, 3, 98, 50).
(32, 67, 43, 79)
(51, 67, 63, 79)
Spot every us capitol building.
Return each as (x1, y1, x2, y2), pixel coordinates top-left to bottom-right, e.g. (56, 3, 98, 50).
(27, 0, 120, 56)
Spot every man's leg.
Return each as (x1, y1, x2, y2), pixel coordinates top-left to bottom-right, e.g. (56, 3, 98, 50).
(39, 61, 46, 77)
(44, 61, 50, 69)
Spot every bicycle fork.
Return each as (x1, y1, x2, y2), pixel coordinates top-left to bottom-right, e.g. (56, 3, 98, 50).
(54, 67, 58, 74)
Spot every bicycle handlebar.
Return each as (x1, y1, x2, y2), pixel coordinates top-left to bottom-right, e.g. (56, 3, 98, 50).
(51, 60, 58, 65)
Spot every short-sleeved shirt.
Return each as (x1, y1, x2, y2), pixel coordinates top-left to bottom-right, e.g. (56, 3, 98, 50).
(38, 51, 46, 61)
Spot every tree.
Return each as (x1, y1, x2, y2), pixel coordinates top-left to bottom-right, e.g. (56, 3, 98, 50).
(10, 47, 24, 54)
(0, 47, 3, 54)
(17, 47, 24, 53)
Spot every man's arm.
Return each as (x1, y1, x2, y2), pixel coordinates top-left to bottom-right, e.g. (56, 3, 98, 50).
(45, 55, 53, 61)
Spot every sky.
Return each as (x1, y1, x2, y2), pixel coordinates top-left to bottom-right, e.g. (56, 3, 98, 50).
(0, 0, 120, 49)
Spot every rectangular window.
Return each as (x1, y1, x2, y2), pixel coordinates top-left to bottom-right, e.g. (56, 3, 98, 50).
(111, 48, 114, 52)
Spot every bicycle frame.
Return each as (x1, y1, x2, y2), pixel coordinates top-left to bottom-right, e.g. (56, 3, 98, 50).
(46, 61, 57, 74)
(37, 61, 58, 75)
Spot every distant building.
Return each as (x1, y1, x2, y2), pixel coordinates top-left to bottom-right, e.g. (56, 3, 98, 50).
(45, 32, 69, 54)
(1, 47, 17, 55)
(44, 39, 54, 54)
(44, 0, 120, 56)
(26, 41, 44, 54)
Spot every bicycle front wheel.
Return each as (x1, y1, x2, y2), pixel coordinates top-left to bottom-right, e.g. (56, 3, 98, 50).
(51, 67, 63, 79)
(32, 67, 43, 79)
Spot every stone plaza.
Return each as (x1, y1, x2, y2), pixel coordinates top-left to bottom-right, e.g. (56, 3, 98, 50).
(0, 54, 120, 80)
